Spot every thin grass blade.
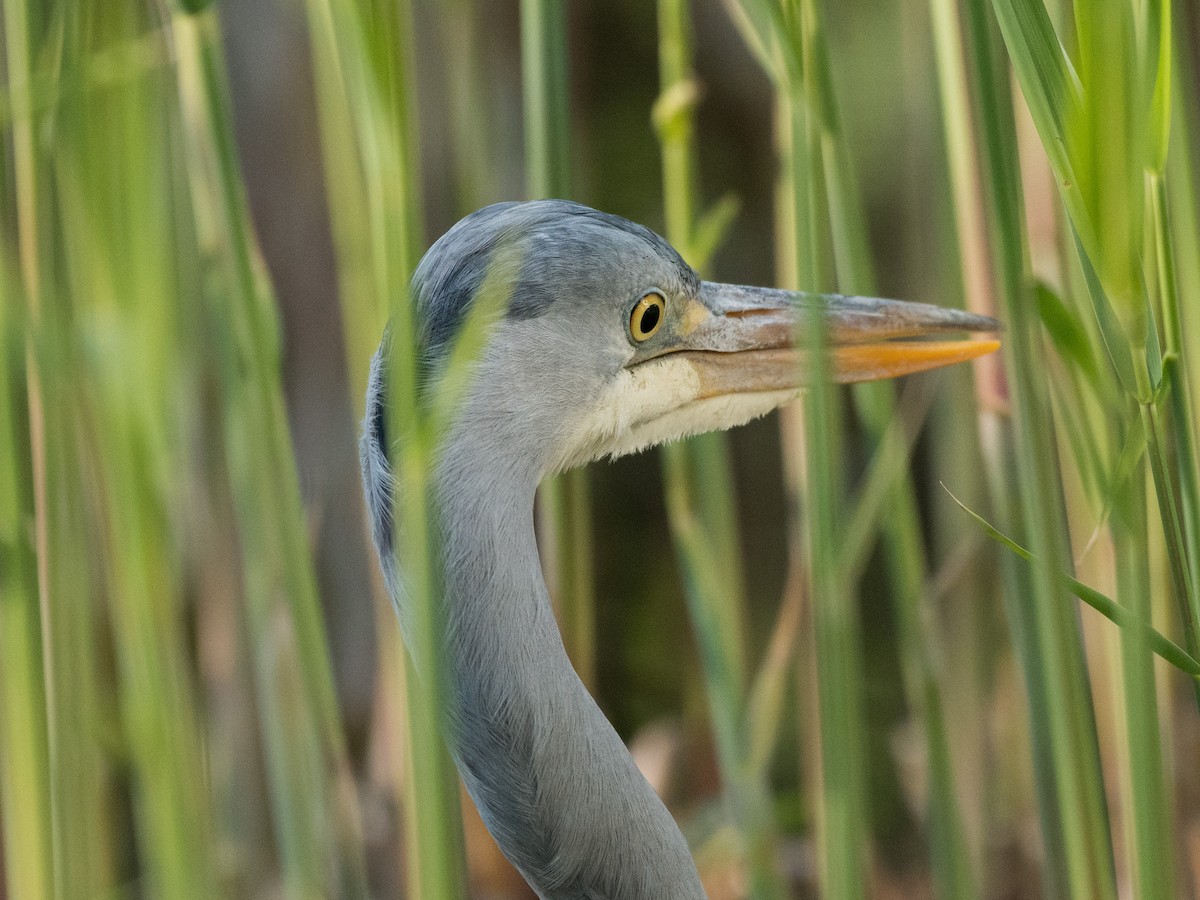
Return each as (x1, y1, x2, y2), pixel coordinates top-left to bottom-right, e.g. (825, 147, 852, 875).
(950, 2, 1117, 895)
(654, 2, 784, 893)
(0, 256, 54, 900)
(520, 0, 598, 690)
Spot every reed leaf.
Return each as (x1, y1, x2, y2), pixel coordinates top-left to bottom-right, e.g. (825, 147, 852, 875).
(3, 3, 117, 895)
(654, 1, 783, 893)
(302, 0, 468, 895)
(173, 10, 371, 895)
(947, 489, 1200, 676)
(50, 6, 222, 894)
(945, 2, 1116, 896)
(0, 258, 53, 900)
(723, 0, 979, 894)
(520, 0, 597, 689)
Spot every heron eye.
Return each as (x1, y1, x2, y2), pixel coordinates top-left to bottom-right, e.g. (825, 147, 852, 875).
(630, 293, 665, 341)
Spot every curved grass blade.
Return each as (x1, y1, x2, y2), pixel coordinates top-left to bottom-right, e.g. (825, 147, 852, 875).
(945, 487, 1200, 677)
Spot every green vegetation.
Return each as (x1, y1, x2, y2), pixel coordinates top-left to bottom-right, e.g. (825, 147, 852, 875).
(655, 2, 784, 896)
(2, 0, 1199, 897)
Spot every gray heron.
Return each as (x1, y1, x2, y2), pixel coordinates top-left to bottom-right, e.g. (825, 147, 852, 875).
(361, 200, 998, 899)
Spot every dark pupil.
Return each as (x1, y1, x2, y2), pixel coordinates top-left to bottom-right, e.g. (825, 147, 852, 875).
(639, 302, 660, 334)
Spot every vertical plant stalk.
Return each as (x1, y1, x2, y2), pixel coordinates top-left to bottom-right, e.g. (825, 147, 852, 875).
(783, 75, 866, 898)
(928, 0, 1032, 885)
(796, 41, 874, 891)
(4, 4, 115, 895)
(1165, 38, 1200, 392)
(772, 82, 823, 900)
(302, 0, 468, 895)
(521, 0, 571, 200)
(390, 393, 468, 900)
(173, 10, 370, 897)
(49, 6, 222, 895)
(990, 0, 1200, 678)
(1160, 0, 1200, 719)
(1149, 172, 1200, 649)
(954, 2, 1116, 897)
(1112, 479, 1174, 900)
(653, 5, 783, 895)
(0, 264, 54, 900)
(521, 0, 597, 688)
(795, 2, 980, 895)
(718, 0, 870, 892)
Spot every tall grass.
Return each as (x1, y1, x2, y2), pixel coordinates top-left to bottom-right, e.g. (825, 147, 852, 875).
(930, 2, 1117, 896)
(0, 242, 52, 900)
(174, 12, 368, 896)
(3, 1, 1200, 898)
(654, 2, 784, 896)
(302, 0, 468, 896)
(719, 1, 982, 896)
(9, 5, 224, 896)
(718, 0, 1196, 895)
(2, 2, 368, 896)
(958, 0, 1188, 895)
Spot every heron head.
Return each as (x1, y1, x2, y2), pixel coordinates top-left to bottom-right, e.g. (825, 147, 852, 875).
(388, 200, 998, 479)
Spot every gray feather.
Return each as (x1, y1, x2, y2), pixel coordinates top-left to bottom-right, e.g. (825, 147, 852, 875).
(414, 199, 696, 360)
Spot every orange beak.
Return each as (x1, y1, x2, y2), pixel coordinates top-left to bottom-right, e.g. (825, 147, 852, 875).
(655, 281, 1000, 394)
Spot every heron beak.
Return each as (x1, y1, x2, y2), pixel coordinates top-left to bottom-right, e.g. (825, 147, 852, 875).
(672, 281, 1001, 398)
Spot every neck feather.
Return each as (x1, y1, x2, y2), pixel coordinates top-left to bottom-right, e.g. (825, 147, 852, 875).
(431, 430, 706, 900)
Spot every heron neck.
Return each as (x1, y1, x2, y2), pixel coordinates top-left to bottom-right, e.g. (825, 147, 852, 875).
(433, 437, 706, 900)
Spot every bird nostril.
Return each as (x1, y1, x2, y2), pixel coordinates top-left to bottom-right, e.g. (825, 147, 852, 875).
(723, 306, 782, 319)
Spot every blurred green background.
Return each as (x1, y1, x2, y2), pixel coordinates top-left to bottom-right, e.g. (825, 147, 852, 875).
(4, 0, 1200, 897)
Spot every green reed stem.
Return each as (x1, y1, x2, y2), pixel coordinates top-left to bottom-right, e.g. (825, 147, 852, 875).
(927, 0, 1015, 882)
(786, 80, 866, 900)
(391, 418, 468, 900)
(792, 2, 978, 895)
(954, 3, 1116, 897)
(1113, 479, 1174, 900)
(1149, 172, 1200, 644)
(1166, 39, 1200, 386)
(303, 0, 468, 895)
(3, 4, 115, 896)
(391, 269, 471, 894)
(1161, 10, 1200, 709)
(522, 0, 571, 200)
(174, 11, 372, 896)
(655, 4, 780, 890)
(51, 7, 222, 895)
(0, 263, 53, 900)
(521, 0, 597, 687)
